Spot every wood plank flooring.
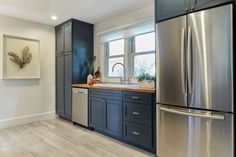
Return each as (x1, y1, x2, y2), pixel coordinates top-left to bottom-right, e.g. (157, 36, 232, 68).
(0, 118, 155, 157)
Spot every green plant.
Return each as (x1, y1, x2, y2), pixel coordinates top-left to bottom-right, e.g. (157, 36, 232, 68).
(137, 73, 155, 82)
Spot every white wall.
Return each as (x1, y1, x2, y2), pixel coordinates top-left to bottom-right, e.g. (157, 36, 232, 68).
(94, 4, 154, 82)
(0, 15, 55, 129)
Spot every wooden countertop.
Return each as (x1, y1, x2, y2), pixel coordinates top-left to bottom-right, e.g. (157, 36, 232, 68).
(72, 84, 156, 94)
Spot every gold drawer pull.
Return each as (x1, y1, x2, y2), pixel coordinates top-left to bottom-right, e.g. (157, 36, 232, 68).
(132, 112, 140, 116)
(132, 131, 140, 136)
(131, 96, 140, 100)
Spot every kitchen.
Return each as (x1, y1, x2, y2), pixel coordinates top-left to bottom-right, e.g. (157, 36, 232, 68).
(0, 0, 235, 157)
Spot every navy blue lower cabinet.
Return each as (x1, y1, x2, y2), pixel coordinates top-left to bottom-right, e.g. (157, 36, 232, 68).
(89, 97, 105, 132)
(89, 89, 122, 138)
(122, 91, 156, 153)
(123, 121, 152, 148)
(104, 99, 122, 138)
(123, 102, 152, 126)
(89, 89, 156, 153)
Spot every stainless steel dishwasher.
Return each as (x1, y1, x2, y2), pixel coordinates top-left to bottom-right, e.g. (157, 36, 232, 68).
(72, 88, 88, 127)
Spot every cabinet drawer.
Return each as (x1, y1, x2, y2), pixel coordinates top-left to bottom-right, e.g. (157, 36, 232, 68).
(89, 89, 122, 101)
(124, 103, 152, 126)
(123, 91, 153, 104)
(123, 122, 152, 148)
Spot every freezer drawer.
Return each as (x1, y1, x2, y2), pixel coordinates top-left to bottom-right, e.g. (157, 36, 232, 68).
(157, 105, 234, 157)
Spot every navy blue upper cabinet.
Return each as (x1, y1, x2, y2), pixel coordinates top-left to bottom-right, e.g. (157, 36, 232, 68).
(156, 0, 189, 22)
(64, 23, 72, 52)
(156, 0, 233, 22)
(56, 26, 64, 53)
(190, 0, 232, 11)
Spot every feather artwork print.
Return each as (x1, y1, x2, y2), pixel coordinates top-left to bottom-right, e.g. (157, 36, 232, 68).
(8, 46, 32, 69)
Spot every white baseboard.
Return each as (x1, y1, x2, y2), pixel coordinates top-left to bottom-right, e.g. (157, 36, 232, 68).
(0, 111, 56, 129)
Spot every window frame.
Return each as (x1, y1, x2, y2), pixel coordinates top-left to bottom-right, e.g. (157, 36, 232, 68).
(104, 38, 126, 78)
(131, 31, 156, 77)
(104, 31, 155, 79)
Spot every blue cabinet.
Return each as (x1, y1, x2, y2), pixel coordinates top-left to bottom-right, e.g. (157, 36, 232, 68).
(89, 89, 122, 138)
(89, 97, 105, 132)
(104, 99, 122, 137)
(122, 91, 155, 152)
(156, 0, 233, 22)
(89, 89, 156, 153)
(190, 0, 232, 11)
(123, 102, 152, 126)
(156, 0, 189, 22)
(123, 121, 152, 148)
(55, 19, 94, 121)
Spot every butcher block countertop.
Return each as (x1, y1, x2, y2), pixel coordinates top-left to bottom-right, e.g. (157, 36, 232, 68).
(72, 84, 156, 94)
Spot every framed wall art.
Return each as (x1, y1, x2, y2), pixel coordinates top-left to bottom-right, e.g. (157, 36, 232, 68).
(2, 35, 40, 79)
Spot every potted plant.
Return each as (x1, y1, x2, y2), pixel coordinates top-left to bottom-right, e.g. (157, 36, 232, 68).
(137, 73, 155, 88)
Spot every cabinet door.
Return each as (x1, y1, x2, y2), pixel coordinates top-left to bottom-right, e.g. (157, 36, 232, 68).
(123, 122, 152, 148)
(56, 53, 64, 116)
(56, 26, 64, 53)
(156, 0, 189, 22)
(89, 97, 105, 131)
(64, 53, 72, 120)
(190, 0, 232, 11)
(64, 23, 72, 52)
(104, 99, 122, 138)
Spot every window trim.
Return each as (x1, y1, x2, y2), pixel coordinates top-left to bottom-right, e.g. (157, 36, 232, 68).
(130, 32, 156, 78)
(104, 31, 155, 79)
(104, 39, 126, 78)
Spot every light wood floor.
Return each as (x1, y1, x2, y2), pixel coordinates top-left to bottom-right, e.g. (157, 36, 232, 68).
(0, 118, 155, 157)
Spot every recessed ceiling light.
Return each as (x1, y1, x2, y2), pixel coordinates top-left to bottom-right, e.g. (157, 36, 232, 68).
(51, 16, 58, 20)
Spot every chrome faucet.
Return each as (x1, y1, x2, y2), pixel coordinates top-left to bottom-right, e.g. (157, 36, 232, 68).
(112, 63, 127, 84)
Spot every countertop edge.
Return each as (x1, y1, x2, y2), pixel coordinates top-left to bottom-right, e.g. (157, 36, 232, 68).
(72, 84, 156, 94)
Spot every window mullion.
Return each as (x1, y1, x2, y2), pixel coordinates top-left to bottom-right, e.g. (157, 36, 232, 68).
(129, 37, 135, 78)
(124, 38, 129, 80)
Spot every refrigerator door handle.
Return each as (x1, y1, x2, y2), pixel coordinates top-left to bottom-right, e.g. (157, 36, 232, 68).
(187, 27, 193, 94)
(160, 106, 225, 120)
(181, 28, 186, 94)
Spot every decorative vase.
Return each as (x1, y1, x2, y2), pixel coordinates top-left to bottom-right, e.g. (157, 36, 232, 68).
(87, 74, 93, 84)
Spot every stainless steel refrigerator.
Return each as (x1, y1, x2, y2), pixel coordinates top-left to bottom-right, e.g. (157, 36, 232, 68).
(156, 4, 234, 157)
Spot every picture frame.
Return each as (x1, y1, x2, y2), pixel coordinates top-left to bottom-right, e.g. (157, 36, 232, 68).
(2, 35, 40, 79)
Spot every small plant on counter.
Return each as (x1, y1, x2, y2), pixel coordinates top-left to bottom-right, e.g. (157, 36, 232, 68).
(137, 73, 155, 82)
(137, 73, 155, 88)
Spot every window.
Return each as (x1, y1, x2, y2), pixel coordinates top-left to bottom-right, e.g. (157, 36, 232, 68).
(104, 32, 155, 79)
(133, 32, 155, 77)
(106, 39, 125, 77)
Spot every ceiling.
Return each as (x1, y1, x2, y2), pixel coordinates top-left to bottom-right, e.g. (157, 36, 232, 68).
(0, 0, 153, 26)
